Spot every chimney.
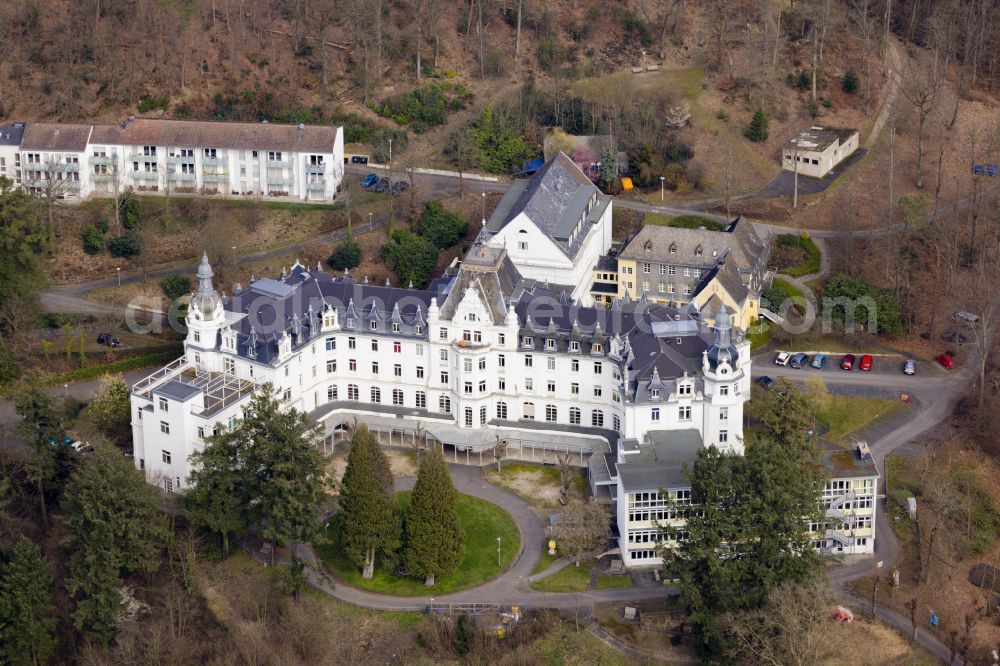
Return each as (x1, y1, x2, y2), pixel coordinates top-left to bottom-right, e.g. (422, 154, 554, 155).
(298, 122, 305, 139)
(53, 129, 60, 136)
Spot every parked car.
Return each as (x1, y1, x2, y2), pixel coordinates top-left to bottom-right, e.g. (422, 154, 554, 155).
(941, 330, 968, 345)
(790, 352, 809, 369)
(859, 354, 873, 371)
(840, 354, 856, 370)
(360, 173, 379, 188)
(372, 177, 390, 193)
(774, 351, 791, 367)
(391, 180, 410, 194)
(96, 333, 120, 348)
(951, 310, 979, 327)
(810, 353, 827, 369)
(903, 359, 916, 375)
(756, 375, 775, 390)
(936, 354, 956, 369)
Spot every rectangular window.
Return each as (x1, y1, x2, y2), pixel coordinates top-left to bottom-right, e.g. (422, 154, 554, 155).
(159, 397, 168, 411)
(719, 430, 729, 444)
(348, 337, 357, 350)
(415, 391, 426, 408)
(479, 357, 486, 371)
(720, 407, 729, 421)
(547, 357, 556, 370)
(394, 364, 402, 377)
(679, 406, 692, 420)
(392, 323, 400, 333)
(594, 362, 602, 374)
(325, 337, 336, 352)
(349, 359, 357, 371)
(439, 327, 448, 340)
(464, 382, 473, 395)
(161, 447, 171, 463)
(441, 371, 449, 384)
(651, 407, 660, 422)
(371, 361, 379, 374)
(464, 358, 473, 372)
(571, 359, 579, 372)
(593, 386, 602, 397)
(569, 341, 580, 353)
(642, 262, 650, 273)
(498, 378, 506, 391)
(525, 378, 533, 391)
(571, 382, 579, 395)
(498, 354, 506, 368)
(327, 385, 338, 400)
(720, 385, 729, 396)
(547, 381, 555, 393)
(393, 341, 401, 353)
(371, 339, 379, 352)
(479, 380, 487, 393)
(524, 355, 533, 368)
(498, 333, 506, 345)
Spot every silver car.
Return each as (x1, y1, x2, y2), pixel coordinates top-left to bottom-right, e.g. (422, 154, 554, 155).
(903, 359, 916, 375)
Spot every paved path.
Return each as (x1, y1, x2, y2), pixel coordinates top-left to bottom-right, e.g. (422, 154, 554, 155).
(298, 463, 675, 611)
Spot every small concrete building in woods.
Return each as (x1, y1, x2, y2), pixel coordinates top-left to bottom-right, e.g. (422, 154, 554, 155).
(781, 127, 859, 179)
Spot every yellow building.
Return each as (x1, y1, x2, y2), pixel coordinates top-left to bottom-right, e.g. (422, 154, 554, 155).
(601, 217, 770, 329)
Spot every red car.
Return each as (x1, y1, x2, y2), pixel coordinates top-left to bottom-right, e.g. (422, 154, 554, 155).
(840, 354, 855, 370)
(936, 354, 956, 369)
(859, 354, 873, 371)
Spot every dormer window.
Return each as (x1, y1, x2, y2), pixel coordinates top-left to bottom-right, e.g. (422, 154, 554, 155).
(669, 243, 676, 254)
(467, 313, 477, 322)
(678, 383, 692, 396)
(592, 343, 603, 354)
(545, 338, 556, 350)
(346, 318, 355, 328)
(369, 320, 377, 331)
(522, 336, 533, 347)
(695, 245, 703, 257)
(569, 341, 580, 353)
(415, 325, 423, 335)
(392, 322, 400, 333)
(650, 388, 660, 399)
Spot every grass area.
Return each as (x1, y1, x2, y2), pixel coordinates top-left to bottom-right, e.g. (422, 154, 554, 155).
(318, 491, 519, 596)
(772, 277, 805, 302)
(485, 462, 586, 509)
(595, 574, 634, 590)
(81, 193, 348, 213)
(45, 350, 181, 385)
(642, 212, 724, 230)
(816, 395, 899, 442)
(747, 319, 774, 350)
(776, 234, 822, 277)
(530, 559, 593, 592)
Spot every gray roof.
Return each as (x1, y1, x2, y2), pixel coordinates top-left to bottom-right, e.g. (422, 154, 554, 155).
(439, 245, 522, 324)
(785, 126, 858, 152)
(153, 380, 203, 402)
(20, 123, 93, 152)
(485, 152, 607, 260)
(818, 439, 879, 479)
(0, 123, 25, 146)
(92, 118, 342, 153)
(616, 429, 704, 491)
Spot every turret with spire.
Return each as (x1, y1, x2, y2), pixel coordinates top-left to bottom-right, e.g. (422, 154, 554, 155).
(186, 252, 226, 366)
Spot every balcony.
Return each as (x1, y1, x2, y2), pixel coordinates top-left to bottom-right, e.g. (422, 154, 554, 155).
(306, 181, 326, 191)
(132, 171, 160, 180)
(305, 164, 325, 175)
(202, 156, 222, 166)
(267, 177, 293, 186)
(168, 172, 196, 181)
(91, 155, 118, 165)
(166, 155, 190, 164)
(92, 173, 113, 181)
(55, 163, 80, 172)
(202, 173, 229, 182)
(267, 159, 290, 168)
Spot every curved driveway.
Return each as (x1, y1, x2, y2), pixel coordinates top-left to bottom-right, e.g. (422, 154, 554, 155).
(297, 463, 670, 611)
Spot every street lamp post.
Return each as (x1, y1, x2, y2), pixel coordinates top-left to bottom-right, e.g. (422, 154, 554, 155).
(63, 383, 68, 398)
(116, 267, 121, 288)
(496, 536, 501, 567)
(660, 176, 665, 202)
(481, 191, 486, 223)
(388, 138, 393, 163)
(232, 245, 237, 265)
(369, 212, 373, 230)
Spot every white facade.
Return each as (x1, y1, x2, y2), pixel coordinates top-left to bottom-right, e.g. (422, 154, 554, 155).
(9, 119, 344, 202)
(781, 126, 860, 179)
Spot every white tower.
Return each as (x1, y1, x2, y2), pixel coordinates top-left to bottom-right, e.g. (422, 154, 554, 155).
(185, 252, 225, 369)
(701, 307, 746, 454)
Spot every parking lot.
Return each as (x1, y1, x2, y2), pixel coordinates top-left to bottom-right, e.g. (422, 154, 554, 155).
(751, 350, 948, 394)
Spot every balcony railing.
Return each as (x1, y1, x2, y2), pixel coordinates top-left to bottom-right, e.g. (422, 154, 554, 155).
(202, 156, 222, 166)
(202, 173, 229, 182)
(168, 172, 196, 181)
(92, 173, 113, 180)
(267, 159, 290, 168)
(306, 182, 326, 191)
(91, 155, 118, 165)
(55, 163, 80, 172)
(132, 171, 160, 180)
(267, 177, 293, 186)
(305, 164, 325, 175)
(167, 155, 193, 164)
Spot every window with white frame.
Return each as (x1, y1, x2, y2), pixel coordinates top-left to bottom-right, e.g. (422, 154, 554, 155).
(415, 391, 426, 408)
(160, 421, 170, 434)
(497, 401, 508, 419)
(441, 371, 449, 384)
(347, 384, 359, 400)
(545, 404, 557, 422)
(162, 449, 171, 463)
(522, 402, 535, 419)
(159, 397, 168, 411)
(325, 337, 336, 351)
(392, 389, 404, 405)
(327, 385, 338, 400)
(651, 407, 660, 422)
(591, 410, 604, 427)
(439, 395, 451, 413)
(679, 405, 691, 420)
(569, 407, 581, 424)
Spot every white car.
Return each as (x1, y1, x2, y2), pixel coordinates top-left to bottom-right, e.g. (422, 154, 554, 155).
(774, 351, 791, 367)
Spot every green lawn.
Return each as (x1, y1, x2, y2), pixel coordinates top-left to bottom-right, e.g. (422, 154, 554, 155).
(776, 234, 822, 277)
(816, 395, 899, 442)
(747, 319, 774, 350)
(642, 212, 724, 231)
(318, 491, 519, 596)
(531, 542, 559, 575)
(595, 574, 634, 590)
(530, 559, 593, 592)
(772, 277, 804, 302)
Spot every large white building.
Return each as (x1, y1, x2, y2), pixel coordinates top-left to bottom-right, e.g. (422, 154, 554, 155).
(4, 118, 344, 202)
(130, 153, 876, 568)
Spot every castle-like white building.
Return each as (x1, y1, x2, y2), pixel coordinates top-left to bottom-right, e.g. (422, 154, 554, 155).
(0, 118, 344, 202)
(130, 154, 876, 567)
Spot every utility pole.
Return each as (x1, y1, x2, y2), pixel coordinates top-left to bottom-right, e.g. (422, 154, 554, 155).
(888, 122, 896, 216)
(792, 139, 800, 209)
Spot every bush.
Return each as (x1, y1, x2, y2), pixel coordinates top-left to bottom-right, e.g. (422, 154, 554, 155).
(108, 234, 140, 258)
(137, 95, 170, 113)
(373, 82, 473, 133)
(81, 226, 105, 255)
(327, 238, 362, 271)
(823, 274, 903, 335)
(842, 69, 860, 94)
(119, 190, 140, 230)
(761, 286, 788, 311)
(537, 36, 558, 72)
(380, 230, 439, 288)
(94, 218, 109, 233)
(449, 105, 534, 174)
(160, 274, 192, 301)
(744, 110, 769, 142)
(419, 201, 468, 249)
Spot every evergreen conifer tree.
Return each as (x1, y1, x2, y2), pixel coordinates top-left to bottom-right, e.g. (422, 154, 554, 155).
(403, 447, 464, 586)
(0, 536, 56, 666)
(339, 425, 400, 579)
(745, 109, 769, 142)
(185, 430, 247, 560)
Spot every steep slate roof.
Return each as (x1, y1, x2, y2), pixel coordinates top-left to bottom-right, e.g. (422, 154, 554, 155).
(439, 245, 522, 324)
(484, 152, 608, 260)
(20, 123, 93, 151)
(0, 123, 25, 146)
(92, 118, 341, 152)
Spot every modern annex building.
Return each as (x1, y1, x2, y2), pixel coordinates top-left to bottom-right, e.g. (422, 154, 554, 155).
(130, 154, 876, 567)
(0, 118, 344, 202)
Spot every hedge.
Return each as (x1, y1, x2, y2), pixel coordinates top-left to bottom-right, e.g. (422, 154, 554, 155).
(46, 350, 181, 385)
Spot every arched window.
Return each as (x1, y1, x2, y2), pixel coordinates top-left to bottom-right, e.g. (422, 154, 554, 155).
(392, 389, 404, 405)
(522, 402, 535, 420)
(496, 401, 508, 419)
(569, 407, 581, 425)
(480, 406, 487, 425)
(439, 395, 451, 413)
(327, 385, 338, 401)
(545, 405, 558, 422)
(591, 410, 604, 427)
(347, 384, 359, 400)
(370, 387, 381, 403)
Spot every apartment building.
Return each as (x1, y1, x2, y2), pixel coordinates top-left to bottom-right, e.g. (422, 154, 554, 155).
(0, 123, 26, 184)
(811, 440, 879, 555)
(6, 118, 344, 202)
(608, 218, 771, 329)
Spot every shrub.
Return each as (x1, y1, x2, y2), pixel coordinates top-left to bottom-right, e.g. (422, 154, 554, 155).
(160, 274, 192, 301)
(108, 234, 140, 258)
(823, 274, 903, 335)
(744, 110, 769, 142)
(94, 218, 109, 233)
(449, 105, 533, 174)
(327, 238, 362, 271)
(81, 226, 105, 255)
(137, 95, 170, 113)
(419, 201, 468, 249)
(119, 190, 140, 230)
(380, 230, 439, 288)
(842, 69, 860, 94)
(537, 36, 557, 72)
(374, 83, 473, 133)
